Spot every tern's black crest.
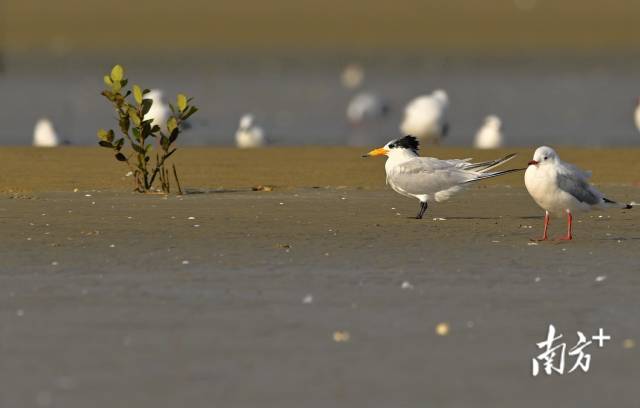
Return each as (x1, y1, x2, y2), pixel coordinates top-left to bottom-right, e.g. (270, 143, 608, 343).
(393, 135, 419, 152)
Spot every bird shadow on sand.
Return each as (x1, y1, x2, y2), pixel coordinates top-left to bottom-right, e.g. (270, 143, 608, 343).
(183, 188, 247, 195)
(596, 236, 640, 241)
(441, 216, 502, 220)
(183, 186, 277, 195)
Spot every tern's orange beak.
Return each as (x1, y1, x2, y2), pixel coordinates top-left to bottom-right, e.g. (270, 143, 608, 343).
(528, 160, 539, 166)
(362, 147, 389, 157)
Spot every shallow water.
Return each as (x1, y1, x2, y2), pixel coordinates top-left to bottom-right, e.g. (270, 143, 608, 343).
(1, 53, 640, 147)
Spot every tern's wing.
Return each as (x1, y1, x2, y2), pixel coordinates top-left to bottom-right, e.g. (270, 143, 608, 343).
(556, 171, 601, 205)
(388, 158, 475, 195)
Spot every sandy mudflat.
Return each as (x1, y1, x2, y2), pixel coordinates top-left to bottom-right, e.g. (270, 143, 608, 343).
(2, 146, 640, 193)
(0, 147, 639, 407)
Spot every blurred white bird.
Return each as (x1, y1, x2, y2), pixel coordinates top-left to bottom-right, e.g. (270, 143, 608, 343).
(474, 115, 504, 149)
(525, 146, 632, 241)
(400, 90, 450, 145)
(235, 114, 266, 148)
(363, 135, 521, 219)
(341, 63, 365, 90)
(145, 89, 170, 129)
(33, 118, 60, 147)
(346, 91, 390, 125)
(634, 97, 640, 134)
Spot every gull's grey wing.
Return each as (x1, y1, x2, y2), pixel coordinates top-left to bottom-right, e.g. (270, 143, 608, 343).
(556, 173, 601, 205)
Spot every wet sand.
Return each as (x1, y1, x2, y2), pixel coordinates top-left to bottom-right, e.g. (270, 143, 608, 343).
(1, 147, 639, 407)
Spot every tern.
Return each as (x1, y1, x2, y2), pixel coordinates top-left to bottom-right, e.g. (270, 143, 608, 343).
(363, 135, 522, 219)
(474, 115, 504, 149)
(524, 146, 632, 241)
(400, 90, 450, 145)
(235, 114, 266, 148)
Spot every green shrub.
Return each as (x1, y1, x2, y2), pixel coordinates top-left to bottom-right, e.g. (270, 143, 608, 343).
(98, 64, 198, 194)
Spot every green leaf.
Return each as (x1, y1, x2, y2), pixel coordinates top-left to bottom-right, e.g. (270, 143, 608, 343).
(115, 153, 127, 161)
(168, 127, 180, 144)
(177, 94, 187, 112)
(167, 117, 178, 133)
(133, 85, 143, 104)
(132, 143, 146, 155)
(110, 65, 124, 82)
(97, 128, 109, 141)
(128, 109, 141, 126)
(132, 127, 141, 141)
(99, 140, 113, 148)
(141, 99, 152, 115)
(182, 106, 198, 120)
(119, 116, 130, 134)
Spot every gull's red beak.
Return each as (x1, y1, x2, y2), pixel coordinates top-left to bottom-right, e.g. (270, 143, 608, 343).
(528, 160, 539, 166)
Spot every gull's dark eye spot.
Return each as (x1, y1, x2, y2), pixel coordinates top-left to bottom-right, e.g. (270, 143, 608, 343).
(388, 144, 395, 148)
(544, 156, 548, 160)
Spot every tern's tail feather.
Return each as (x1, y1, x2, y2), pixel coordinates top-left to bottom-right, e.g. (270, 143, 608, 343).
(464, 167, 526, 183)
(465, 153, 517, 173)
(603, 197, 633, 209)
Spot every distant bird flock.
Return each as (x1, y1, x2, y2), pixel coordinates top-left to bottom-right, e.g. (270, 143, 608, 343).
(31, 63, 640, 150)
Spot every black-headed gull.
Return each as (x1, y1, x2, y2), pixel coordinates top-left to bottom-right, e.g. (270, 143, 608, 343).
(33, 118, 60, 147)
(235, 114, 266, 148)
(363, 135, 522, 219)
(400, 90, 449, 145)
(474, 115, 504, 149)
(145, 89, 170, 129)
(346, 91, 390, 126)
(524, 146, 632, 241)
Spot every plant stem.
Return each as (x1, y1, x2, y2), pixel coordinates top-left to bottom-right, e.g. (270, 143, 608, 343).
(173, 164, 183, 195)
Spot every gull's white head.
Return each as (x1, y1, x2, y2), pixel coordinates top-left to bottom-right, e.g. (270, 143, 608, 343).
(431, 89, 449, 107)
(484, 115, 502, 128)
(239, 114, 255, 129)
(528, 146, 558, 167)
(362, 135, 419, 158)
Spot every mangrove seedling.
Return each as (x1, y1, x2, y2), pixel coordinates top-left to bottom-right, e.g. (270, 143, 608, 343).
(98, 64, 198, 193)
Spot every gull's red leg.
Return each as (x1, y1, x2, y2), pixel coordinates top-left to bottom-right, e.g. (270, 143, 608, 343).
(556, 210, 573, 241)
(532, 211, 550, 241)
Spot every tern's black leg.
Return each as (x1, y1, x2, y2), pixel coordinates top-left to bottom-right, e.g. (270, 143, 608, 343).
(416, 201, 428, 219)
